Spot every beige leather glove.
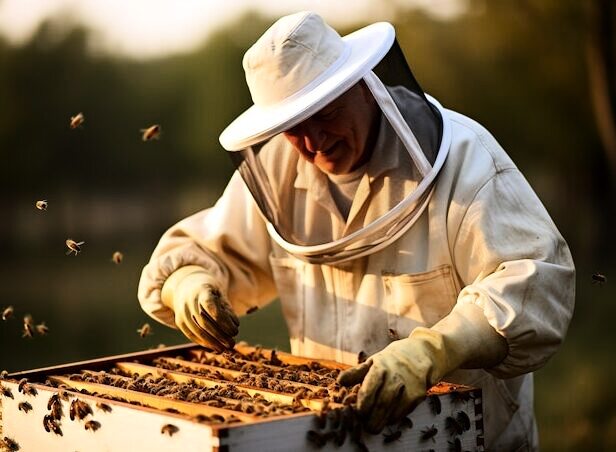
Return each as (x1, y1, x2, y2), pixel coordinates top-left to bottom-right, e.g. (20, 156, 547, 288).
(338, 303, 508, 433)
(161, 265, 240, 351)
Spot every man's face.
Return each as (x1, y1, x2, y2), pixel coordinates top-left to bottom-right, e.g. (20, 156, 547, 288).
(283, 82, 380, 175)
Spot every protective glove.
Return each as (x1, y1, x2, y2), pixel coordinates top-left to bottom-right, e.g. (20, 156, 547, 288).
(337, 303, 508, 433)
(161, 265, 240, 351)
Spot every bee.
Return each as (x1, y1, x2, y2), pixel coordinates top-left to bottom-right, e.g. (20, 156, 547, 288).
(306, 430, 327, 448)
(2, 306, 14, 321)
(43, 414, 63, 436)
(69, 399, 92, 420)
(592, 272, 607, 286)
(450, 391, 472, 404)
(65, 239, 85, 256)
(0, 384, 14, 399)
(397, 416, 413, 430)
(96, 402, 112, 413)
(18, 378, 29, 393)
(387, 328, 400, 341)
(246, 306, 259, 314)
(2, 437, 20, 451)
(0, 370, 8, 378)
(141, 124, 161, 141)
(112, 251, 123, 264)
(161, 424, 179, 436)
(137, 323, 152, 338)
(445, 416, 464, 436)
(35, 200, 48, 211)
(70, 112, 85, 129)
(455, 411, 471, 432)
(428, 394, 442, 415)
(18, 401, 33, 413)
(35, 322, 49, 336)
(84, 420, 101, 432)
(22, 315, 34, 338)
(50, 398, 63, 420)
(357, 350, 367, 364)
(420, 425, 438, 442)
(448, 438, 462, 452)
(383, 428, 402, 444)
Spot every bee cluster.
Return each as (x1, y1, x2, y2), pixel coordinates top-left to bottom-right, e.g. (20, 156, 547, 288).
(0, 344, 483, 451)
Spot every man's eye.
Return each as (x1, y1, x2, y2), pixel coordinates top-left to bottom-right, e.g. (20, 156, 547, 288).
(317, 109, 340, 121)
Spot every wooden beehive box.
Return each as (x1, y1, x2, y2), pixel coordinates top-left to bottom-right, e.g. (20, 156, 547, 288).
(0, 343, 484, 451)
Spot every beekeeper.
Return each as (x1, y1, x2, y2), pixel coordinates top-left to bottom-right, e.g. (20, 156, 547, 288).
(138, 11, 574, 450)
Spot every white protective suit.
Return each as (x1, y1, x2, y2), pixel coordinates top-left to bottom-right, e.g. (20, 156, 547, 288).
(138, 91, 575, 450)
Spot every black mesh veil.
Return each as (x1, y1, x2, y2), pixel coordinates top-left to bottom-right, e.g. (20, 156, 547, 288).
(228, 39, 445, 261)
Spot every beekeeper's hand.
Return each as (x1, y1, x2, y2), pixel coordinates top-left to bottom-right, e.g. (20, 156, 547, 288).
(337, 303, 507, 433)
(161, 265, 239, 351)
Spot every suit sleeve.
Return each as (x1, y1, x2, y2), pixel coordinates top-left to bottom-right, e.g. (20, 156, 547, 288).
(137, 171, 277, 327)
(452, 168, 575, 378)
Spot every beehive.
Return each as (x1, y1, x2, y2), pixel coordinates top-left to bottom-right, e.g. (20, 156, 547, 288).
(0, 343, 484, 451)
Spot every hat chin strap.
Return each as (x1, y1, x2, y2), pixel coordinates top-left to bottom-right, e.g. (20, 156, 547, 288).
(266, 72, 452, 264)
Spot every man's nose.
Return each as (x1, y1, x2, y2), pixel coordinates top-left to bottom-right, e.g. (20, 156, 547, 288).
(291, 121, 326, 153)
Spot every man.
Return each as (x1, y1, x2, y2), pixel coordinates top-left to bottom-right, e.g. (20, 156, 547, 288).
(138, 11, 574, 450)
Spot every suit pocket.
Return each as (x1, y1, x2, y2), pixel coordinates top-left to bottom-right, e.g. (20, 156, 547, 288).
(269, 255, 304, 343)
(383, 264, 458, 336)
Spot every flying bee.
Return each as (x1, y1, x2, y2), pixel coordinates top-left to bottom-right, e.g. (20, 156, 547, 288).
(84, 420, 101, 432)
(1, 305, 14, 321)
(161, 424, 179, 436)
(22, 315, 34, 338)
(70, 112, 85, 129)
(420, 425, 438, 442)
(0, 370, 8, 378)
(592, 273, 607, 286)
(65, 239, 85, 256)
(141, 124, 161, 141)
(35, 200, 48, 211)
(112, 251, 123, 264)
(137, 323, 152, 338)
(2, 437, 19, 451)
(35, 322, 49, 336)
(18, 401, 33, 413)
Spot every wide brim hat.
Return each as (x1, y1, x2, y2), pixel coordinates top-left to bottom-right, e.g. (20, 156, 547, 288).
(219, 12, 395, 151)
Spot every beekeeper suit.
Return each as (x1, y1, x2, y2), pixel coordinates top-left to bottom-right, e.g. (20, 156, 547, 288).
(138, 11, 575, 451)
